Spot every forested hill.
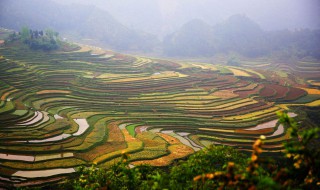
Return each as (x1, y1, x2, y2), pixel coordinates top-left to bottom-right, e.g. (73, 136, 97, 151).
(163, 15, 320, 59)
(0, 0, 159, 52)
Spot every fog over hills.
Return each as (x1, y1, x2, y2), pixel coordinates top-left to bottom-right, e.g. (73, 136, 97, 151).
(0, 0, 319, 58)
(0, 0, 159, 52)
(52, 0, 320, 38)
(164, 15, 320, 58)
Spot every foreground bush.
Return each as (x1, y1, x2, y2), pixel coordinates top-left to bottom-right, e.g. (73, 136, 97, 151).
(58, 113, 320, 189)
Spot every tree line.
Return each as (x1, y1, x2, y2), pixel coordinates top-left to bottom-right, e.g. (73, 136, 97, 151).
(6, 27, 60, 51)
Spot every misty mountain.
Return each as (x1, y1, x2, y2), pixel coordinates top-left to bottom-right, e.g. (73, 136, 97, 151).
(163, 15, 320, 59)
(212, 14, 265, 56)
(1, 0, 319, 59)
(163, 15, 265, 57)
(163, 19, 215, 57)
(0, 0, 159, 52)
(53, 0, 320, 38)
(52, 0, 210, 38)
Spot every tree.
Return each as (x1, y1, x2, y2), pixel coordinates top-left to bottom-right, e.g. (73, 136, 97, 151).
(45, 29, 55, 39)
(20, 26, 30, 43)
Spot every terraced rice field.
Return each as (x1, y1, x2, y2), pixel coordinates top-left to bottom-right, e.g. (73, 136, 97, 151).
(0, 44, 320, 187)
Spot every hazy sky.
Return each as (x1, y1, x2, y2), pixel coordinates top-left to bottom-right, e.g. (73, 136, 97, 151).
(48, 0, 320, 36)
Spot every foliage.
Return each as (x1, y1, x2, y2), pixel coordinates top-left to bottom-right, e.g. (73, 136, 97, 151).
(20, 26, 30, 42)
(193, 112, 320, 190)
(227, 57, 241, 66)
(61, 152, 153, 190)
(59, 164, 107, 190)
(277, 111, 320, 188)
(58, 113, 320, 190)
(60, 146, 245, 190)
(168, 145, 247, 189)
(5, 27, 60, 51)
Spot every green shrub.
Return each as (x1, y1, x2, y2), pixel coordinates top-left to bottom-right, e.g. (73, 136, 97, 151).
(169, 145, 247, 189)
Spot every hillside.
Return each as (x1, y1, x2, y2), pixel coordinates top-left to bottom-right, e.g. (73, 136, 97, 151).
(0, 28, 319, 188)
(0, 0, 159, 52)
